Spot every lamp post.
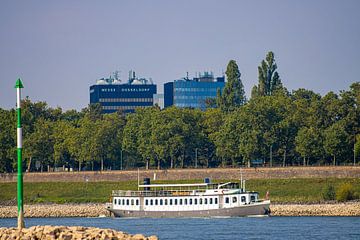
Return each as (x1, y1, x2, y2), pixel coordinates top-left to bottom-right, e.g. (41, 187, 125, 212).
(15, 78, 25, 229)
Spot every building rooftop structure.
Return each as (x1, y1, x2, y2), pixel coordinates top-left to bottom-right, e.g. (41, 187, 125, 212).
(90, 70, 156, 114)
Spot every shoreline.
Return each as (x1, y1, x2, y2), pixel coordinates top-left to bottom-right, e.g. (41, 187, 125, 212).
(0, 226, 158, 240)
(1, 203, 360, 218)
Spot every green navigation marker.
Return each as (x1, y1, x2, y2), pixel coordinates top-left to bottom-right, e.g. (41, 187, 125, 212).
(15, 78, 25, 229)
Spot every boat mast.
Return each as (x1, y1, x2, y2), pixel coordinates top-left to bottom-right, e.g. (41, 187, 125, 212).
(137, 168, 140, 191)
(240, 168, 243, 190)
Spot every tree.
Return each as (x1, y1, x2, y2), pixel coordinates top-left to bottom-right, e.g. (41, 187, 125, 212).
(23, 119, 54, 172)
(0, 109, 16, 172)
(202, 108, 224, 167)
(324, 121, 349, 165)
(355, 134, 360, 164)
(295, 127, 323, 166)
(122, 111, 143, 168)
(217, 60, 246, 111)
(96, 113, 126, 170)
(81, 103, 102, 121)
(53, 120, 74, 170)
(321, 92, 341, 128)
(253, 51, 283, 97)
(137, 107, 160, 169)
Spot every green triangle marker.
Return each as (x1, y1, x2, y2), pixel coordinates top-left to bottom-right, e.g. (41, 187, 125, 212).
(15, 78, 24, 89)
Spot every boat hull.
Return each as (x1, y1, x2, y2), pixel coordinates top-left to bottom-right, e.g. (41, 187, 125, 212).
(107, 201, 270, 218)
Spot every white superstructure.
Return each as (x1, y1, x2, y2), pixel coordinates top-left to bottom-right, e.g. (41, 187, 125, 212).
(107, 179, 270, 217)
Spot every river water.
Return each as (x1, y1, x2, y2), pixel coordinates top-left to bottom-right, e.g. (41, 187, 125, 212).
(1, 217, 360, 239)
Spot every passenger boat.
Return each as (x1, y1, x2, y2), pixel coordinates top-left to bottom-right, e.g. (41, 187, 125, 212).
(106, 178, 270, 217)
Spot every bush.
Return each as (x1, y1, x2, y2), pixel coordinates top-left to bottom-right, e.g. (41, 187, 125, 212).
(322, 184, 336, 201)
(336, 183, 356, 202)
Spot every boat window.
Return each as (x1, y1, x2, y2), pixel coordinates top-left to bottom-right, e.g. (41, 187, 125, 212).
(241, 196, 246, 202)
(126, 199, 129, 205)
(136, 199, 139, 205)
(145, 199, 148, 205)
(165, 199, 168, 205)
(170, 199, 173, 205)
(185, 199, 188, 205)
(180, 199, 183, 205)
(215, 198, 218, 204)
(160, 199, 163, 205)
(150, 199, 153, 205)
(233, 197, 237, 203)
(122, 199, 125, 205)
(114, 199, 116, 205)
(174, 199, 178, 205)
(225, 197, 229, 204)
(131, 199, 134, 205)
(194, 199, 198, 205)
(251, 196, 256, 202)
(210, 198, 213, 204)
(189, 199, 192, 205)
(199, 198, 203, 204)
(205, 198, 208, 204)
(155, 199, 158, 205)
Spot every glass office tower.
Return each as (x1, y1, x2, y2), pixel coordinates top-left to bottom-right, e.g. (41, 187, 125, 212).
(164, 72, 225, 110)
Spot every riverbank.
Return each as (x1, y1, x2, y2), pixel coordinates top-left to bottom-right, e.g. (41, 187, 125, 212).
(1, 166, 359, 183)
(0, 225, 158, 240)
(1, 203, 360, 218)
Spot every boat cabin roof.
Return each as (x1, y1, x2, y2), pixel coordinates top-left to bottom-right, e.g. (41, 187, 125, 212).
(138, 182, 239, 190)
(138, 183, 209, 188)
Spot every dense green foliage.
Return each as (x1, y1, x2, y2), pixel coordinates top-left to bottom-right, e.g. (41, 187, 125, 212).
(217, 60, 246, 111)
(322, 184, 336, 201)
(0, 178, 359, 204)
(252, 51, 283, 98)
(336, 183, 357, 202)
(0, 52, 359, 172)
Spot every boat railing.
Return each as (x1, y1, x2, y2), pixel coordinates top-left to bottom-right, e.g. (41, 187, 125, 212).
(112, 189, 203, 197)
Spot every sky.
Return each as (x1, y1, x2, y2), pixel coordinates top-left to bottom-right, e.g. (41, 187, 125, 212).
(0, 0, 359, 111)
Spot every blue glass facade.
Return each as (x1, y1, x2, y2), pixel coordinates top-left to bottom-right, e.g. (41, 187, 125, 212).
(164, 79, 225, 110)
(90, 84, 157, 114)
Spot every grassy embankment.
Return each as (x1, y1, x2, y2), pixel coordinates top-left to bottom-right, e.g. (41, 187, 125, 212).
(0, 178, 359, 204)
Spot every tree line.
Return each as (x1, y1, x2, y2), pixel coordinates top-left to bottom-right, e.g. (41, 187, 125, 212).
(0, 51, 359, 172)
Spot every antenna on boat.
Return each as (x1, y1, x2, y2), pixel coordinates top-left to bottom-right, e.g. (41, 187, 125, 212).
(240, 167, 246, 192)
(240, 168, 243, 191)
(137, 168, 140, 191)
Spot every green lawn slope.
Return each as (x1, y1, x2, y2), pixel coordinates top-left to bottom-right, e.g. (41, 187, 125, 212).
(0, 178, 359, 204)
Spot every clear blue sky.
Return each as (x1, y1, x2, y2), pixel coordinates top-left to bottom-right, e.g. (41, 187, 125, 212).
(1, 0, 359, 110)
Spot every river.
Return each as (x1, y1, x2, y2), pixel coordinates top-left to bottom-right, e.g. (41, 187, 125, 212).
(1, 217, 360, 239)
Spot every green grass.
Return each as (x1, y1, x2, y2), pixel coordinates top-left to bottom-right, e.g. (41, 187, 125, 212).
(245, 178, 360, 203)
(0, 178, 359, 204)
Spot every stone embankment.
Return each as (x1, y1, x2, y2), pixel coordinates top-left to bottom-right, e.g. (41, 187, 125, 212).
(1, 166, 359, 183)
(271, 202, 360, 216)
(0, 226, 158, 240)
(0, 204, 108, 218)
(1, 203, 360, 218)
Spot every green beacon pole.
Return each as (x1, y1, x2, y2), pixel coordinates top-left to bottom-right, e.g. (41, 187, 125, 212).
(15, 78, 25, 229)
